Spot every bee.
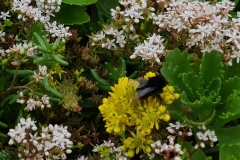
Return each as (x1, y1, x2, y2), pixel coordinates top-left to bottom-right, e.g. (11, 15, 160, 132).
(135, 75, 167, 100)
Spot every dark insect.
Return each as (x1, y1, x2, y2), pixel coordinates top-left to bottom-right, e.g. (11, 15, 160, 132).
(135, 75, 167, 100)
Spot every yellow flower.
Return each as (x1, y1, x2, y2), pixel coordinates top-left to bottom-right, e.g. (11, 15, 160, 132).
(143, 71, 156, 79)
(121, 131, 153, 157)
(140, 97, 170, 130)
(160, 85, 180, 104)
(98, 77, 139, 135)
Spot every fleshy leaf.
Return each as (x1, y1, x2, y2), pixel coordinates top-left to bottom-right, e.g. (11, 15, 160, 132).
(62, 0, 98, 5)
(226, 155, 237, 160)
(96, 0, 119, 17)
(212, 91, 240, 128)
(191, 58, 201, 75)
(200, 50, 224, 87)
(220, 146, 240, 160)
(182, 73, 203, 100)
(52, 4, 90, 25)
(224, 57, 240, 79)
(161, 49, 192, 93)
(191, 148, 207, 160)
(205, 78, 221, 95)
(181, 92, 203, 109)
(220, 76, 240, 103)
(215, 124, 240, 147)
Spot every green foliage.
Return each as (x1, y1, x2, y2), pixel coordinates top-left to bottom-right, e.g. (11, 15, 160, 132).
(52, 4, 90, 25)
(62, 0, 98, 5)
(0, 150, 18, 160)
(90, 58, 138, 91)
(162, 49, 240, 159)
(96, 0, 119, 17)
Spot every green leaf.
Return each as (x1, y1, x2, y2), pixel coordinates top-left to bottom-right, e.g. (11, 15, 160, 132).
(79, 99, 97, 108)
(212, 91, 240, 128)
(81, 108, 98, 117)
(226, 155, 237, 160)
(191, 58, 201, 75)
(3, 19, 13, 27)
(62, 0, 98, 5)
(191, 148, 207, 160)
(79, 99, 98, 117)
(182, 73, 203, 100)
(96, 0, 119, 17)
(220, 76, 240, 103)
(161, 49, 192, 93)
(200, 50, 224, 87)
(215, 125, 240, 147)
(224, 60, 240, 79)
(181, 91, 203, 109)
(234, 0, 239, 10)
(219, 146, 240, 160)
(0, 76, 9, 92)
(206, 78, 221, 95)
(52, 4, 90, 25)
(167, 99, 186, 121)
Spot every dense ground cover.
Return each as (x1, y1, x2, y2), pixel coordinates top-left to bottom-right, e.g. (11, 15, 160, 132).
(1, 0, 240, 159)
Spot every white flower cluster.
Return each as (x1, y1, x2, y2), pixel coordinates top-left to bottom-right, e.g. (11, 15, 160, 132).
(166, 121, 193, 144)
(0, 30, 6, 42)
(91, 27, 138, 50)
(12, 0, 61, 22)
(35, 0, 62, 15)
(112, 0, 148, 24)
(195, 125, 218, 149)
(148, 121, 193, 159)
(90, 0, 155, 61)
(150, 0, 240, 65)
(77, 155, 88, 160)
(17, 92, 51, 111)
(92, 140, 127, 160)
(130, 33, 165, 63)
(150, 140, 183, 160)
(45, 21, 72, 40)
(91, 0, 240, 65)
(11, 0, 71, 40)
(33, 65, 48, 82)
(0, 30, 7, 58)
(5, 41, 37, 59)
(8, 118, 73, 160)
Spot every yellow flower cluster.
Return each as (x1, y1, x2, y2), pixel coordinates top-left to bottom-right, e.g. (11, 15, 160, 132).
(98, 72, 180, 157)
(121, 131, 152, 157)
(99, 77, 139, 134)
(160, 85, 180, 104)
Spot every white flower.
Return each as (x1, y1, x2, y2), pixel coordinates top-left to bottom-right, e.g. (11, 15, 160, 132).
(77, 155, 88, 160)
(95, 31, 105, 41)
(231, 50, 240, 63)
(33, 71, 43, 82)
(92, 144, 100, 152)
(39, 65, 48, 76)
(26, 98, 37, 111)
(0, 31, 6, 42)
(103, 140, 114, 147)
(41, 95, 50, 105)
(0, 11, 10, 20)
(103, 27, 117, 35)
(196, 131, 208, 141)
(207, 131, 218, 142)
(104, 38, 116, 49)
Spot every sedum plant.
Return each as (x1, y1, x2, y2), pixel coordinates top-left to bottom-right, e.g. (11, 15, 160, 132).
(161, 49, 240, 159)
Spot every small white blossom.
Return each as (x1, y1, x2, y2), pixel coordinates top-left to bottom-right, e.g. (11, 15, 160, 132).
(0, 11, 10, 20)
